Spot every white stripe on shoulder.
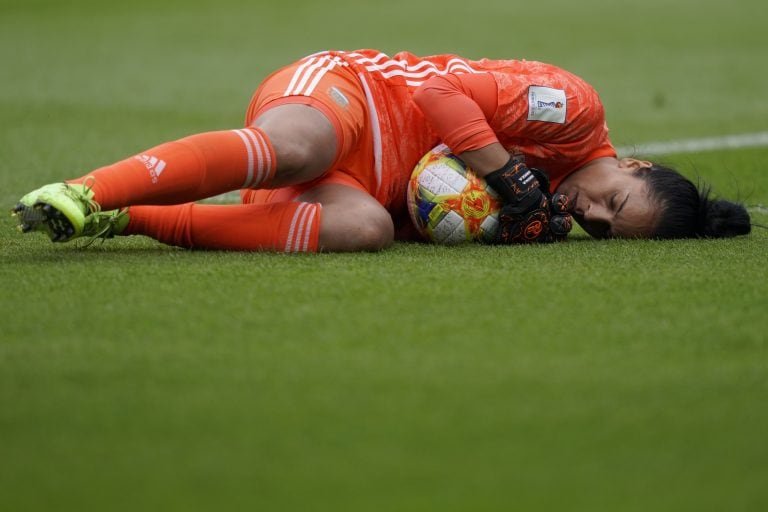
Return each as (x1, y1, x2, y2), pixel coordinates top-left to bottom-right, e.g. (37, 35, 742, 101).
(346, 52, 390, 66)
(349, 54, 479, 79)
(304, 50, 331, 59)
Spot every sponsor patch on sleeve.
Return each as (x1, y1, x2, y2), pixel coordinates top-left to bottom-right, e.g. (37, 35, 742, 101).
(527, 86, 567, 124)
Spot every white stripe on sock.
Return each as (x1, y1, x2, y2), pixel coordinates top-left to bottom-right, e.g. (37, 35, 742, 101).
(300, 204, 320, 252)
(285, 203, 309, 253)
(241, 128, 265, 188)
(232, 129, 254, 188)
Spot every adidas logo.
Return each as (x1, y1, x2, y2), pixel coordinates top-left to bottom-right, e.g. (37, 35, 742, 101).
(135, 154, 167, 183)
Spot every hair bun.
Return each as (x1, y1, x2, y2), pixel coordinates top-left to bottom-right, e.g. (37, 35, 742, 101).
(698, 197, 751, 238)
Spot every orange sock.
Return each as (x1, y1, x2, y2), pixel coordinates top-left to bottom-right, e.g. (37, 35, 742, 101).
(67, 127, 276, 210)
(123, 201, 322, 252)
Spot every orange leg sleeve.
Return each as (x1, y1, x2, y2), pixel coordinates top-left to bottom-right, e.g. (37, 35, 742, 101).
(67, 127, 276, 210)
(123, 201, 321, 253)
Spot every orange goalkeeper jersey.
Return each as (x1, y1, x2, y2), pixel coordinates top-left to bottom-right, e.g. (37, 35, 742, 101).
(268, 50, 616, 213)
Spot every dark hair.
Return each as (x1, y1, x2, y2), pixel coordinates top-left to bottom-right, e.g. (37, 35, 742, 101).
(633, 164, 751, 239)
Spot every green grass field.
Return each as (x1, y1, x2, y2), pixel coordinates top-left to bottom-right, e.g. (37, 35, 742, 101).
(1, 0, 767, 510)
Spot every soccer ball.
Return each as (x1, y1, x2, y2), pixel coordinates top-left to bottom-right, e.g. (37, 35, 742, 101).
(407, 144, 501, 244)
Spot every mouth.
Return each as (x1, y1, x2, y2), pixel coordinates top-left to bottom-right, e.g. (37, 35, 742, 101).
(565, 194, 610, 239)
(572, 219, 605, 239)
(581, 220, 611, 239)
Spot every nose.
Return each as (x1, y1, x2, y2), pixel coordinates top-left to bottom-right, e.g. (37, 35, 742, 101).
(583, 202, 612, 224)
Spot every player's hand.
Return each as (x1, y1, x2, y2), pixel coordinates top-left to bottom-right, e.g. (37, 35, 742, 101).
(548, 192, 573, 242)
(483, 157, 544, 215)
(494, 191, 572, 244)
(489, 163, 573, 244)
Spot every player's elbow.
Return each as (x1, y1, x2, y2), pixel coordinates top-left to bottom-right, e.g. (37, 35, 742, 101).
(412, 83, 430, 109)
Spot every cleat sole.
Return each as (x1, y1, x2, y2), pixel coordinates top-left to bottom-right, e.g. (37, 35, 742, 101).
(11, 202, 47, 231)
(11, 201, 76, 242)
(32, 201, 77, 242)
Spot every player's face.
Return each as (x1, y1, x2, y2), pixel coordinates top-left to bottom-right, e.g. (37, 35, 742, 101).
(557, 158, 658, 239)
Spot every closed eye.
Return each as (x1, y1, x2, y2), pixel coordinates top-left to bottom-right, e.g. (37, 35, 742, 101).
(616, 193, 630, 216)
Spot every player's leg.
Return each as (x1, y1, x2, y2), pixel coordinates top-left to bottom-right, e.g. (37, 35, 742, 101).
(111, 70, 388, 252)
(120, 183, 392, 252)
(11, 102, 338, 240)
(12, 52, 360, 242)
(250, 104, 338, 188)
(64, 102, 337, 207)
(13, 55, 376, 250)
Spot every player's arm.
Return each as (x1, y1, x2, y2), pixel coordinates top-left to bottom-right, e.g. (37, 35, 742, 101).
(413, 73, 572, 243)
(413, 74, 539, 205)
(412, 72, 499, 165)
(456, 143, 509, 177)
(412, 72, 528, 176)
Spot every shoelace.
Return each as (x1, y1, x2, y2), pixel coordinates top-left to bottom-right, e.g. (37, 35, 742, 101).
(67, 176, 127, 247)
(80, 208, 129, 248)
(76, 176, 102, 216)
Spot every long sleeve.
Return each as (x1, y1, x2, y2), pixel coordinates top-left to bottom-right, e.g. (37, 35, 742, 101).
(412, 72, 499, 154)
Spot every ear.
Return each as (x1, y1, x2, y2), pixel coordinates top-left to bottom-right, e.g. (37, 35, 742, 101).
(618, 158, 653, 170)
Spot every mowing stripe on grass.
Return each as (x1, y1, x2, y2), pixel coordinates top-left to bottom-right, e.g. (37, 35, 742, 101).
(617, 131, 768, 157)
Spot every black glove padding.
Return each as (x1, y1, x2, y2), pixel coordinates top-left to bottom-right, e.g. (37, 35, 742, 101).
(484, 157, 544, 214)
(484, 159, 572, 244)
(548, 193, 573, 241)
(493, 190, 573, 244)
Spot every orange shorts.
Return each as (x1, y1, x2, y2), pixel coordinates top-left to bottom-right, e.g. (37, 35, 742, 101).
(240, 57, 376, 205)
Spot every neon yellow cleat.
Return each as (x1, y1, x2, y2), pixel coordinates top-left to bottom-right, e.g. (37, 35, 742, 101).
(10, 179, 126, 243)
(80, 208, 130, 246)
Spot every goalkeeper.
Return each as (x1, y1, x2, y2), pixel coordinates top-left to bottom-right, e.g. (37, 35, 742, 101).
(12, 49, 750, 252)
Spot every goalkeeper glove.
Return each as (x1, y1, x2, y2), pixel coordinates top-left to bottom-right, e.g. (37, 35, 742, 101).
(484, 158, 573, 244)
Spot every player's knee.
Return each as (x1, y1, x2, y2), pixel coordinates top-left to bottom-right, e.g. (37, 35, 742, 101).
(266, 131, 338, 187)
(352, 212, 394, 251)
(273, 138, 321, 177)
(319, 202, 394, 252)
